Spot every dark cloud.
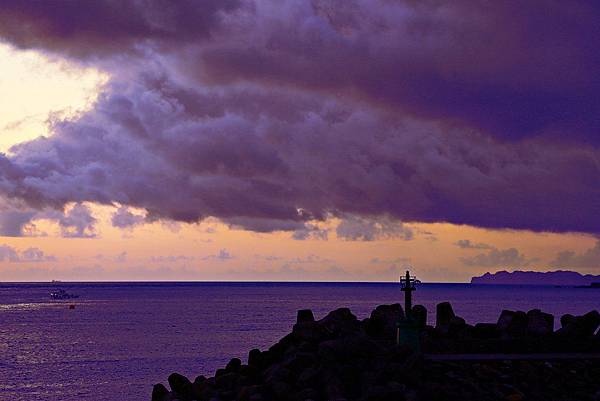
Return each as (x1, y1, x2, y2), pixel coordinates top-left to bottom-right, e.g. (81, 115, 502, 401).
(201, 249, 234, 261)
(336, 215, 414, 241)
(111, 206, 146, 229)
(0, 203, 96, 237)
(455, 240, 493, 250)
(0, 76, 599, 234)
(43, 203, 97, 238)
(292, 224, 329, 240)
(0, 0, 242, 57)
(0, 244, 19, 262)
(150, 255, 196, 263)
(0, 244, 55, 262)
(550, 241, 600, 269)
(0, 210, 36, 236)
(460, 247, 537, 268)
(0, 1, 599, 235)
(198, 0, 600, 143)
(369, 257, 411, 265)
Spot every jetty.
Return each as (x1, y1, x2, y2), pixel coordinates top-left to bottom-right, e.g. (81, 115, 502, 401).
(152, 273, 600, 401)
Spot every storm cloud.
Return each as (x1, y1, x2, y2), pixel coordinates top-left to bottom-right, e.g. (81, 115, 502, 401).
(0, 244, 55, 263)
(0, 0, 599, 234)
(550, 241, 600, 269)
(460, 247, 536, 268)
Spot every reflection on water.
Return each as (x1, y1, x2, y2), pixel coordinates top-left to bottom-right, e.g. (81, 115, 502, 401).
(0, 282, 599, 401)
(0, 302, 76, 311)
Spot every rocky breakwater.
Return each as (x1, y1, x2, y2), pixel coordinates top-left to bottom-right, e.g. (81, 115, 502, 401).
(152, 303, 600, 401)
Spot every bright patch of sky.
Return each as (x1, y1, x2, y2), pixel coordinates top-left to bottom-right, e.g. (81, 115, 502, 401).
(0, 42, 107, 152)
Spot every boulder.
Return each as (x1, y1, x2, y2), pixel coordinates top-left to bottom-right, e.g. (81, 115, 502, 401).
(363, 383, 406, 401)
(297, 309, 315, 323)
(293, 320, 328, 342)
(318, 335, 380, 363)
(436, 302, 455, 329)
(325, 378, 345, 400)
(237, 385, 262, 401)
(268, 380, 291, 400)
(526, 309, 554, 336)
(447, 316, 467, 336)
(283, 351, 317, 373)
(293, 387, 319, 401)
(152, 384, 170, 401)
(297, 366, 321, 389)
(226, 357, 242, 373)
(367, 304, 404, 338)
(412, 305, 427, 328)
(473, 323, 500, 339)
(560, 314, 576, 328)
(264, 363, 291, 384)
(558, 310, 600, 337)
(248, 348, 262, 368)
(267, 333, 296, 361)
(580, 310, 600, 335)
(319, 307, 360, 335)
(191, 376, 211, 400)
(168, 373, 193, 400)
(215, 372, 238, 390)
(497, 310, 515, 331)
(497, 310, 528, 337)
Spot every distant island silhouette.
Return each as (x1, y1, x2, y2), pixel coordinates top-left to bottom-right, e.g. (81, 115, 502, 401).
(471, 270, 600, 286)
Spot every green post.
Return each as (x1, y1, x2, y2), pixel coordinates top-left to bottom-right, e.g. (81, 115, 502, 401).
(397, 270, 421, 351)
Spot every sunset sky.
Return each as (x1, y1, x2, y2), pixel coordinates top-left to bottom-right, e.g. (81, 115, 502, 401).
(0, 1, 599, 282)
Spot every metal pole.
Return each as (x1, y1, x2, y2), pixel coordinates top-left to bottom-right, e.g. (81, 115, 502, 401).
(404, 270, 412, 318)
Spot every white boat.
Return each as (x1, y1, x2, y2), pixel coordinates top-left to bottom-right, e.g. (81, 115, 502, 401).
(50, 289, 79, 300)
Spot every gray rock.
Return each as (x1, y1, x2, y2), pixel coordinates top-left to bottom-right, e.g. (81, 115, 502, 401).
(269, 380, 291, 399)
(558, 310, 600, 337)
(368, 304, 404, 338)
(297, 367, 320, 388)
(580, 310, 600, 336)
(318, 335, 379, 363)
(561, 313, 576, 328)
(283, 351, 317, 373)
(293, 321, 327, 342)
(319, 307, 360, 334)
(473, 323, 500, 339)
(297, 309, 315, 323)
(436, 302, 455, 329)
(215, 372, 238, 390)
(447, 316, 467, 336)
(412, 305, 427, 328)
(248, 348, 262, 368)
(168, 373, 193, 400)
(226, 357, 242, 373)
(294, 388, 319, 401)
(264, 363, 291, 384)
(497, 310, 528, 337)
(497, 310, 515, 331)
(526, 309, 554, 336)
(152, 383, 170, 401)
(237, 385, 262, 401)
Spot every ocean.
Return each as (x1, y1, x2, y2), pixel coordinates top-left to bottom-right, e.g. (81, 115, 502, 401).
(0, 282, 599, 401)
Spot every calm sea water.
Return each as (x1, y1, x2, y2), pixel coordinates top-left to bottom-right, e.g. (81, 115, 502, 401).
(0, 282, 599, 401)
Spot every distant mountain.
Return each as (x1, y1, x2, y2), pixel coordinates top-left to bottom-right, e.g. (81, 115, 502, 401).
(471, 270, 600, 286)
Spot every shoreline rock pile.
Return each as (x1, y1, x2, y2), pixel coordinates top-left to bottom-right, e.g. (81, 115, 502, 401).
(152, 303, 600, 401)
